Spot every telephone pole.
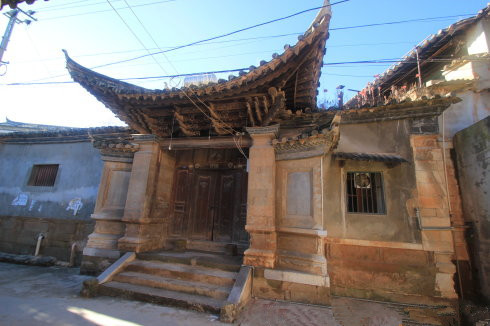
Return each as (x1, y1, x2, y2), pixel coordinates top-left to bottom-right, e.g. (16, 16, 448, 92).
(0, 8, 37, 68)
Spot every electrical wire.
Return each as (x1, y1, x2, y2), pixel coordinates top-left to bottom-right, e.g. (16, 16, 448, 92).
(118, 0, 238, 136)
(38, 0, 177, 21)
(90, 0, 349, 70)
(4, 56, 489, 86)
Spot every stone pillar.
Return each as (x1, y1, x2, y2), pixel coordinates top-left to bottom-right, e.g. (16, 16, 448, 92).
(81, 142, 137, 274)
(118, 135, 173, 252)
(244, 125, 279, 268)
(411, 134, 458, 299)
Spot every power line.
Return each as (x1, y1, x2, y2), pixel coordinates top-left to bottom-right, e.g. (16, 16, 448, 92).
(105, 0, 170, 74)
(330, 14, 473, 31)
(38, 0, 177, 21)
(74, 11, 472, 70)
(40, 0, 124, 12)
(9, 10, 475, 83)
(90, 0, 349, 69)
(5, 56, 489, 86)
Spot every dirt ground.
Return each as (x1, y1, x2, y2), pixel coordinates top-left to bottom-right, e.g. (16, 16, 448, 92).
(0, 262, 456, 326)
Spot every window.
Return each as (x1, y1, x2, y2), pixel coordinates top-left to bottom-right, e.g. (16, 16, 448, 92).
(28, 164, 59, 187)
(346, 172, 386, 214)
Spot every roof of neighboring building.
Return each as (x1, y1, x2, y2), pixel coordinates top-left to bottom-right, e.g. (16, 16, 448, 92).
(0, 118, 73, 134)
(374, 4, 490, 90)
(65, 1, 333, 138)
(0, 125, 132, 144)
(345, 4, 490, 108)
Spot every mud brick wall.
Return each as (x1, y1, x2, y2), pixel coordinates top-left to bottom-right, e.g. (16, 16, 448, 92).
(326, 243, 454, 305)
(0, 216, 94, 264)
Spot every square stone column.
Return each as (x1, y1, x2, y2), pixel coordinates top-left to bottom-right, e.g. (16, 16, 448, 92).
(244, 125, 279, 268)
(81, 142, 137, 274)
(410, 134, 459, 299)
(118, 135, 175, 252)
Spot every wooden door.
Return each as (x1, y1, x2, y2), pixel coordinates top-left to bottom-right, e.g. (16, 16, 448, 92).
(169, 168, 248, 244)
(188, 170, 216, 240)
(170, 169, 192, 237)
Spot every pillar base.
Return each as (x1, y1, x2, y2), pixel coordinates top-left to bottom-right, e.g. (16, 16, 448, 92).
(244, 248, 276, 268)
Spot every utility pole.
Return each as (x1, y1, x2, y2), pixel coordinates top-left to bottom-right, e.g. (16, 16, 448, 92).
(0, 8, 37, 68)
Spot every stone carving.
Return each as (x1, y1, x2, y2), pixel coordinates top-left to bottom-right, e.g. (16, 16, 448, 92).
(272, 115, 340, 158)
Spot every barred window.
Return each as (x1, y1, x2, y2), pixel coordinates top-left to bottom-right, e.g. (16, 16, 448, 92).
(346, 172, 386, 214)
(28, 164, 59, 187)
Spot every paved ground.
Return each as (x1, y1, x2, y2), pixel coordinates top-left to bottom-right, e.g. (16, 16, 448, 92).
(0, 262, 450, 326)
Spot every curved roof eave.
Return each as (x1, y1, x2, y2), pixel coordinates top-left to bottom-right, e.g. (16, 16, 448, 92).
(65, 1, 332, 102)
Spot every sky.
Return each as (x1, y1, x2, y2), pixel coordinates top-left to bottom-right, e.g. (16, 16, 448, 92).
(0, 0, 487, 128)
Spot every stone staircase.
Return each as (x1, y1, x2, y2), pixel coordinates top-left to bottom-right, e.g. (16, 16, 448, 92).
(95, 251, 244, 315)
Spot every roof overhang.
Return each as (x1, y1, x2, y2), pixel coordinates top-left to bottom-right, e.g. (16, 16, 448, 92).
(66, 1, 332, 138)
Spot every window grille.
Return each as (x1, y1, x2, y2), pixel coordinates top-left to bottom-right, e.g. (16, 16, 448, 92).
(28, 164, 59, 187)
(346, 172, 386, 214)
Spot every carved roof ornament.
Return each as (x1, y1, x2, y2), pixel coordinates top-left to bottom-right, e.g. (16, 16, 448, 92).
(273, 114, 340, 160)
(90, 133, 140, 158)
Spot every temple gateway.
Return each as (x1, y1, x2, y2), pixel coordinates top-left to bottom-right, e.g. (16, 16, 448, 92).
(61, 1, 471, 322)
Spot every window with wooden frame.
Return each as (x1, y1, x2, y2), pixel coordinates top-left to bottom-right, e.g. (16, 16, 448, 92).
(28, 164, 59, 187)
(346, 172, 386, 214)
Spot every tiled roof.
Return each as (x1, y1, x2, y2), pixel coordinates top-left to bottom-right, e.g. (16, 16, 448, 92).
(65, 1, 333, 137)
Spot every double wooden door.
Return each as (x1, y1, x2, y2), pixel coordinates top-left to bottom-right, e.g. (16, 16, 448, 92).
(170, 168, 248, 244)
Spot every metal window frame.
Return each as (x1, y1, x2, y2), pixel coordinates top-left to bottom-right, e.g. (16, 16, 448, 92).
(345, 171, 386, 215)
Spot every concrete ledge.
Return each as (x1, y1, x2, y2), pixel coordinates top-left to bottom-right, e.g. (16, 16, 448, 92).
(220, 266, 252, 323)
(97, 252, 135, 284)
(264, 268, 330, 287)
(83, 247, 121, 259)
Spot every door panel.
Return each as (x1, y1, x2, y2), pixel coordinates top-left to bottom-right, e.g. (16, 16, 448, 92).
(188, 171, 216, 240)
(169, 168, 248, 244)
(170, 169, 191, 237)
(213, 173, 235, 242)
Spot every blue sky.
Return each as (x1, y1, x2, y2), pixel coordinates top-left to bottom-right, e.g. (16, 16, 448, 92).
(0, 0, 487, 127)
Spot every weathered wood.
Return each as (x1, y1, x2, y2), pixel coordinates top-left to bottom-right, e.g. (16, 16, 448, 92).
(175, 110, 200, 137)
(246, 102, 256, 127)
(160, 136, 252, 149)
(253, 97, 262, 124)
(262, 89, 286, 126)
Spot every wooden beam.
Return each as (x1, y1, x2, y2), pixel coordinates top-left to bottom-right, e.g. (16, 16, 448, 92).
(262, 87, 286, 126)
(246, 102, 256, 127)
(253, 97, 263, 124)
(208, 103, 231, 135)
(174, 110, 200, 137)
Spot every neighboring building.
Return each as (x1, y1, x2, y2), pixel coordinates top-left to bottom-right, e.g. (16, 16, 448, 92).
(0, 117, 72, 134)
(0, 127, 127, 263)
(346, 4, 490, 303)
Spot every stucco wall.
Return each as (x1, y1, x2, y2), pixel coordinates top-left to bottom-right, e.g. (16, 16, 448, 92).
(454, 116, 490, 302)
(325, 120, 420, 243)
(0, 141, 103, 219)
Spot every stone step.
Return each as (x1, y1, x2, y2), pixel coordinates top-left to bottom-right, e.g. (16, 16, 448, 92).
(99, 281, 223, 315)
(137, 251, 241, 272)
(113, 271, 232, 300)
(126, 260, 237, 286)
